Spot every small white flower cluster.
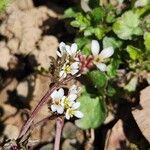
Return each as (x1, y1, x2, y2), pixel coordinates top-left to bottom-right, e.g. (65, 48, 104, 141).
(57, 40, 114, 75)
(91, 40, 114, 72)
(50, 85, 83, 120)
(57, 42, 80, 79)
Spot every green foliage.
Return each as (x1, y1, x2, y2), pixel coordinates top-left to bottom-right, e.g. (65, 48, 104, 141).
(126, 46, 143, 61)
(64, 1, 150, 132)
(0, 0, 10, 13)
(87, 70, 107, 91)
(144, 32, 150, 52)
(113, 11, 143, 40)
(75, 91, 107, 129)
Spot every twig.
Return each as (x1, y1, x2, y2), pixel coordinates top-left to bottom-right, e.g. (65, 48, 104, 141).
(54, 117, 64, 150)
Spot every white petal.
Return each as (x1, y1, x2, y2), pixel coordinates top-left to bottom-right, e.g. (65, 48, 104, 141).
(57, 88, 64, 99)
(57, 106, 64, 114)
(91, 40, 100, 56)
(71, 43, 77, 55)
(59, 71, 67, 79)
(100, 47, 114, 58)
(71, 62, 79, 69)
(68, 94, 77, 102)
(74, 111, 84, 118)
(69, 85, 78, 94)
(51, 90, 58, 99)
(59, 42, 66, 51)
(96, 63, 107, 72)
(71, 69, 79, 75)
(72, 102, 80, 109)
(51, 105, 57, 112)
(65, 111, 70, 120)
(65, 45, 71, 55)
(56, 50, 62, 57)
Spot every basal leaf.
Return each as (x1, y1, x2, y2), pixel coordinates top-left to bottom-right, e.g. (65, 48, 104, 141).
(75, 93, 107, 129)
(113, 11, 142, 40)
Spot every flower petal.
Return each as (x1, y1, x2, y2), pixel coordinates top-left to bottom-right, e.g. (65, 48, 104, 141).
(51, 105, 57, 112)
(51, 90, 58, 99)
(69, 85, 78, 94)
(71, 43, 77, 55)
(68, 94, 77, 102)
(59, 42, 66, 51)
(59, 71, 67, 79)
(74, 111, 84, 118)
(91, 40, 100, 56)
(57, 88, 64, 99)
(100, 47, 114, 58)
(96, 63, 107, 72)
(57, 106, 64, 114)
(56, 50, 62, 57)
(71, 69, 79, 75)
(71, 62, 79, 69)
(65, 110, 70, 120)
(72, 102, 80, 109)
(65, 45, 71, 55)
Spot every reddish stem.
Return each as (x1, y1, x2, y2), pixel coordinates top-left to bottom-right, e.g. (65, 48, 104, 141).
(54, 117, 64, 150)
(18, 84, 58, 138)
(18, 74, 77, 139)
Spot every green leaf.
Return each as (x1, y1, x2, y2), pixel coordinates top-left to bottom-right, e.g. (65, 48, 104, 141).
(124, 76, 138, 92)
(144, 32, 150, 52)
(107, 59, 121, 77)
(64, 8, 77, 18)
(71, 13, 91, 31)
(113, 11, 142, 40)
(126, 45, 143, 60)
(87, 70, 107, 90)
(75, 93, 107, 129)
(103, 37, 122, 49)
(90, 7, 105, 23)
(107, 85, 116, 97)
(84, 27, 94, 36)
(94, 26, 110, 40)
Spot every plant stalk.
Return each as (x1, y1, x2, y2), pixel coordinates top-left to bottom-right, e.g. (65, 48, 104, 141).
(54, 117, 64, 150)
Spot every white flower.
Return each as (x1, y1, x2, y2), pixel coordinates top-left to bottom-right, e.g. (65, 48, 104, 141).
(50, 88, 64, 114)
(59, 61, 80, 79)
(61, 93, 77, 109)
(69, 85, 79, 95)
(57, 42, 78, 57)
(65, 102, 84, 120)
(65, 43, 78, 56)
(91, 40, 114, 72)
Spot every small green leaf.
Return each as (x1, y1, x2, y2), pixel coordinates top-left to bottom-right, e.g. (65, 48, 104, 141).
(103, 37, 122, 49)
(64, 8, 77, 18)
(71, 13, 91, 31)
(124, 76, 138, 92)
(94, 26, 110, 40)
(87, 70, 107, 90)
(90, 7, 105, 23)
(144, 32, 150, 52)
(75, 93, 107, 129)
(126, 46, 143, 60)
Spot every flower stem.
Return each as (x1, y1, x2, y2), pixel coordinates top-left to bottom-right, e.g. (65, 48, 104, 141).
(54, 117, 64, 150)
(18, 84, 58, 139)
